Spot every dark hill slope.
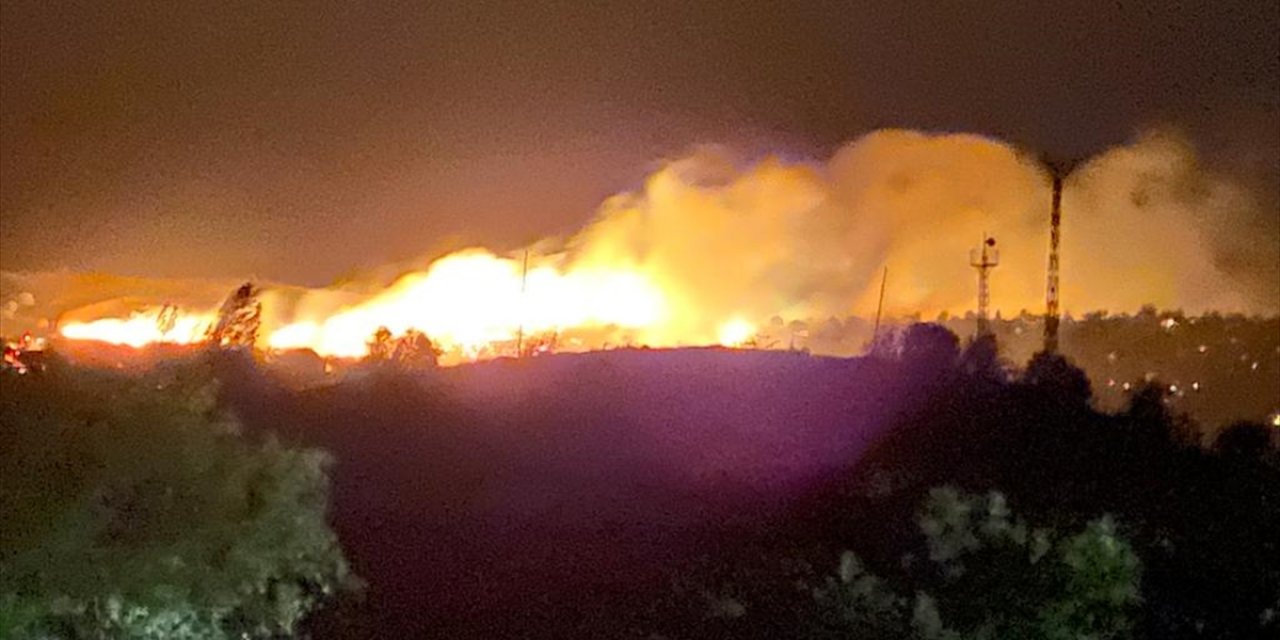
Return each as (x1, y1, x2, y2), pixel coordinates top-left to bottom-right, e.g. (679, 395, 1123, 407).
(223, 348, 901, 638)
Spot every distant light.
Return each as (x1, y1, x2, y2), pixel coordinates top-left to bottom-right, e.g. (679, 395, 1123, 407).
(1169, 384, 1178, 394)
(1107, 351, 1118, 363)
(1197, 344, 1208, 353)
(1107, 378, 1116, 387)
(1191, 382, 1200, 391)
(1122, 382, 1132, 391)
(1161, 318, 1178, 330)
(1271, 414, 1280, 428)
(1251, 361, 1259, 371)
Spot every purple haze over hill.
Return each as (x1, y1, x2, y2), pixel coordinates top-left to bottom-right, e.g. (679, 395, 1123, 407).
(230, 348, 899, 637)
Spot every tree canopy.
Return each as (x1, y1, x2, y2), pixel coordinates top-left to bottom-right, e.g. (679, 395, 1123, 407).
(0, 357, 355, 639)
(812, 488, 1141, 640)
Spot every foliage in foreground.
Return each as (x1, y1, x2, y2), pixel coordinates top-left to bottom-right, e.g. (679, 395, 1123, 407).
(849, 325, 1278, 637)
(0, 357, 355, 639)
(812, 487, 1141, 640)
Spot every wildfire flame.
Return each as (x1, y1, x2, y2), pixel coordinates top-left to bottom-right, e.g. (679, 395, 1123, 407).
(267, 250, 676, 358)
(716, 318, 755, 347)
(60, 309, 215, 349)
(57, 249, 754, 360)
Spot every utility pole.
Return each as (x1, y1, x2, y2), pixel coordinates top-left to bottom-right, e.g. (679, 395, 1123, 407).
(516, 249, 529, 358)
(872, 266, 888, 344)
(969, 235, 999, 338)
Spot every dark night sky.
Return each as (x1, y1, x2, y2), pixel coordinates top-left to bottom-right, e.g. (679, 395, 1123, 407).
(2, 1, 1276, 285)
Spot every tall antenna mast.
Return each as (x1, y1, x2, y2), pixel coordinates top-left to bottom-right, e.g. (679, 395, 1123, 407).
(516, 249, 529, 358)
(872, 266, 888, 343)
(1042, 158, 1077, 354)
(970, 235, 999, 337)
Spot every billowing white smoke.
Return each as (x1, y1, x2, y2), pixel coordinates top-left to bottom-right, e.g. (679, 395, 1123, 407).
(7, 127, 1276, 347)
(562, 128, 1274, 335)
(1062, 130, 1273, 314)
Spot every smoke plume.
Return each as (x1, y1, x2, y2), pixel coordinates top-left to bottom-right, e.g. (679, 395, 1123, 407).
(4, 128, 1276, 347)
(562, 128, 1276, 336)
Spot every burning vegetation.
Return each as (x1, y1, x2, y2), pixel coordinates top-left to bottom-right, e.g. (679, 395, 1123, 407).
(18, 128, 1271, 369)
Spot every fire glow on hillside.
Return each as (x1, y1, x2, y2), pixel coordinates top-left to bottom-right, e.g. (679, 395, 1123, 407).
(57, 250, 756, 360)
(60, 310, 214, 349)
(45, 129, 1279, 361)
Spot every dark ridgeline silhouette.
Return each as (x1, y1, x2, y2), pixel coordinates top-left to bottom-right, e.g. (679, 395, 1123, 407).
(278, 326, 1275, 638)
(768, 309, 1278, 428)
(236, 348, 904, 639)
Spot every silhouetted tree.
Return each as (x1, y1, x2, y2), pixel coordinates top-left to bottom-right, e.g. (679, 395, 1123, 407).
(899, 323, 959, 367)
(1121, 380, 1202, 445)
(207, 283, 261, 349)
(367, 326, 395, 362)
(1022, 351, 1092, 406)
(864, 327, 899, 360)
(520, 331, 560, 358)
(156, 303, 179, 335)
(364, 327, 441, 369)
(836, 338, 1280, 639)
(960, 333, 1004, 382)
(810, 488, 1141, 640)
(393, 329, 441, 367)
(1215, 421, 1274, 460)
(1125, 381, 1170, 425)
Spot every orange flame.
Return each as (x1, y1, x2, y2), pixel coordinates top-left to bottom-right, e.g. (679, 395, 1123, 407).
(60, 310, 215, 348)
(716, 317, 756, 347)
(58, 249, 755, 359)
(268, 250, 676, 358)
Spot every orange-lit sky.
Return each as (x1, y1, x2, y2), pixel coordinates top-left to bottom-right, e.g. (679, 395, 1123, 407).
(1, 1, 1276, 290)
